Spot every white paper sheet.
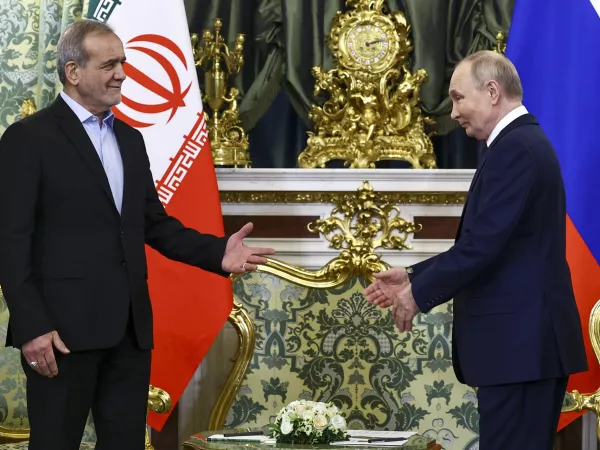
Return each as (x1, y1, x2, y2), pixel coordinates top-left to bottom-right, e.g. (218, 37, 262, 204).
(207, 434, 275, 444)
(330, 430, 417, 446)
(345, 430, 417, 439)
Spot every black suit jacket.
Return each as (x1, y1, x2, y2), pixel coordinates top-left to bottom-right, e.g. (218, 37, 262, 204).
(0, 96, 229, 351)
(409, 114, 588, 386)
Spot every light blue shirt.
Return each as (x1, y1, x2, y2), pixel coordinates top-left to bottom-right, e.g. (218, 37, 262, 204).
(60, 91, 123, 214)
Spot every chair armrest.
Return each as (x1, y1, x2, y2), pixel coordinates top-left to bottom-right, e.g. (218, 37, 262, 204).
(148, 385, 172, 414)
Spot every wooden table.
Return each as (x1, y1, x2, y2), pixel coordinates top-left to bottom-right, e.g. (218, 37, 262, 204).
(183, 430, 442, 450)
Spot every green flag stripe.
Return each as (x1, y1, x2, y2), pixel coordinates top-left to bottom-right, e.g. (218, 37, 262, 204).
(86, 0, 122, 22)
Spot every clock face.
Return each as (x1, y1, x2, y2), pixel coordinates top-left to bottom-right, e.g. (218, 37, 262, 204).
(345, 21, 394, 69)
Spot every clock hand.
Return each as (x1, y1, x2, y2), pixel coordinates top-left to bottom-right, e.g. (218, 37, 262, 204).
(365, 39, 385, 46)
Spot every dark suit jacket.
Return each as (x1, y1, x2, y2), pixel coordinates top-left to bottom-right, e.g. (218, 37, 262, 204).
(0, 96, 229, 351)
(410, 114, 588, 387)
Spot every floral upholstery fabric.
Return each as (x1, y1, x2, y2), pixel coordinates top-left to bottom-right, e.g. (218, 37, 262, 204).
(226, 273, 480, 450)
(0, 291, 96, 447)
(0, 0, 83, 135)
(0, 299, 28, 438)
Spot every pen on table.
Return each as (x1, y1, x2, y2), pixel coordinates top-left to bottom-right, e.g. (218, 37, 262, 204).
(222, 431, 265, 437)
(367, 437, 408, 443)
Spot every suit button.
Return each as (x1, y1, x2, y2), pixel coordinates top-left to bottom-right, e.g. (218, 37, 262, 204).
(120, 260, 127, 267)
(119, 228, 124, 236)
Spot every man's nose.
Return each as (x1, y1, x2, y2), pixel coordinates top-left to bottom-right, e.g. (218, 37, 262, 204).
(450, 105, 459, 120)
(114, 64, 126, 80)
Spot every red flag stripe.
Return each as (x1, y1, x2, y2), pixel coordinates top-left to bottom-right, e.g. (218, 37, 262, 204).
(146, 125, 232, 431)
(558, 216, 600, 429)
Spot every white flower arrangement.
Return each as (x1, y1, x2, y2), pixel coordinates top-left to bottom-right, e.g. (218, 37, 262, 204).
(268, 400, 349, 444)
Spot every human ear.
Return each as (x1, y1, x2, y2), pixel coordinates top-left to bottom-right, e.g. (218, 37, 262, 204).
(487, 80, 500, 104)
(64, 61, 80, 86)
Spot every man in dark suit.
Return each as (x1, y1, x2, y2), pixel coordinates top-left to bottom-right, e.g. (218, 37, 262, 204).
(364, 50, 588, 449)
(0, 19, 274, 450)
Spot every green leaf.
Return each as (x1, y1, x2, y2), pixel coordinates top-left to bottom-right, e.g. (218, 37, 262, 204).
(227, 395, 267, 429)
(449, 401, 480, 433)
(261, 377, 289, 402)
(424, 380, 453, 406)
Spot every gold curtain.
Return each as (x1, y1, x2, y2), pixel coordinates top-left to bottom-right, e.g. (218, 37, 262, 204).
(0, 0, 84, 135)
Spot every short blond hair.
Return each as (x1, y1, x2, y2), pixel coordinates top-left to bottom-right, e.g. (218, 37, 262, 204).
(463, 50, 523, 101)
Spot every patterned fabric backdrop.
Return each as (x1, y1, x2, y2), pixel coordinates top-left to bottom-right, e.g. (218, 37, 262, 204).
(226, 272, 480, 450)
(0, 0, 84, 135)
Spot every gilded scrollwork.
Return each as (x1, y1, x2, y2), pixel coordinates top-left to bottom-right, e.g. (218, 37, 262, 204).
(306, 182, 421, 280)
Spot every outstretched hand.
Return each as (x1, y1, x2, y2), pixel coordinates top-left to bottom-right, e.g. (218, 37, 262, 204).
(364, 267, 409, 307)
(221, 222, 276, 274)
(364, 267, 420, 332)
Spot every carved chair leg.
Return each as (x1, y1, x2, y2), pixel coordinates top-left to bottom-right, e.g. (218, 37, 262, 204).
(145, 425, 153, 450)
(145, 408, 154, 450)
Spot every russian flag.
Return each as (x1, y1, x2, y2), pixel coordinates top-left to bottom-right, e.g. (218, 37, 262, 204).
(506, 0, 600, 430)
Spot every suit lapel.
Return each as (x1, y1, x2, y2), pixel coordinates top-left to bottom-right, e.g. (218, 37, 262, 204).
(468, 145, 491, 192)
(455, 144, 489, 239)
(51, 97, 119, 217)
(455, 113, 540, 240)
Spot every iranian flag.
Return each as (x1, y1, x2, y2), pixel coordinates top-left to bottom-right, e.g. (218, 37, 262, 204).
(86, 0, 233, 430)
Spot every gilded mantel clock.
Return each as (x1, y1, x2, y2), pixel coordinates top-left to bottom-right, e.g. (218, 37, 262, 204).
(298, 0, 437, 169)
(338, 12, 399, 72)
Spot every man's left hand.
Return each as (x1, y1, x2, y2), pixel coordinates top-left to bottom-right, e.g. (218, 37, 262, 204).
(393, 282, 420, 333)
(222, 222, 276, 273)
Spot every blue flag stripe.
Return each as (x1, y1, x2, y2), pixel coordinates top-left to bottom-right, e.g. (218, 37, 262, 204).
(506, 0, 600, 263)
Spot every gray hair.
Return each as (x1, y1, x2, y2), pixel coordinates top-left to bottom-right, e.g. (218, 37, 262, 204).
(57, 19, 115, 85)
(463, 50, 523, 101)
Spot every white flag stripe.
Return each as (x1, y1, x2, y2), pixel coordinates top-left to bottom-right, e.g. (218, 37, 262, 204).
(105, 0, 206, 187)
(590, 0, 600, 18)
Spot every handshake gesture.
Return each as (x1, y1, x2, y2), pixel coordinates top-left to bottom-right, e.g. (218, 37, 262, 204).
(363, 267, 420, 332)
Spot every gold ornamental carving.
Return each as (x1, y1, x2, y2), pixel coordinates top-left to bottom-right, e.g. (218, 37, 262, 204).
(219, 190, 467, 205)
(145, 385, 172, 450)
(298, 0, 437, 169)
(495, 31, 507, 54)
(21, 99, 36, 118)
(306, 181, 422, 281)
(192, 19, 250, 167)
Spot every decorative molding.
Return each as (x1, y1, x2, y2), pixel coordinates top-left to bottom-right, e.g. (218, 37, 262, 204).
(238, 237, 454, 270)
(223, 215, 319, 238)
(220, 191, 466, 205)
(216, 168, 470, 267)
(216, 168, 475, 192)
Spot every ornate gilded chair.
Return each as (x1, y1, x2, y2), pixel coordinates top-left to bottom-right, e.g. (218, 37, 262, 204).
(208, 182, 480, 450)
(561, 298, 600, 439)
(0, 288, 172, 449)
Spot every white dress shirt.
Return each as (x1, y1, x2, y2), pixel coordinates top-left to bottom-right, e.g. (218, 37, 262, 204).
(60, 91, 123, 214)
(486, 105, 529, 147)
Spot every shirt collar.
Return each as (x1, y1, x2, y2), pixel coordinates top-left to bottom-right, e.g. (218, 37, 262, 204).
(60, 91, 115, 128)
(486, 105, 528, 147)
